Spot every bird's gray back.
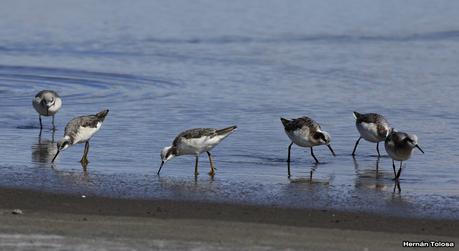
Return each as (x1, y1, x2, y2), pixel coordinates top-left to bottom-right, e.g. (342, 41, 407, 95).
(356, 113, 388, 125)
(283, 117, 320, 132)
(173, 128, 217, 146)
(35, 90, 59, 98)
(387, 131, 409, 145)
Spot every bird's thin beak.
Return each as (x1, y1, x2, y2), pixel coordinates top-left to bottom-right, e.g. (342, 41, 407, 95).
(415, 145, 425, 154)
(157, 161, 164, 175)
(327, 145, 336, 156)
(51, 149, 60, 163)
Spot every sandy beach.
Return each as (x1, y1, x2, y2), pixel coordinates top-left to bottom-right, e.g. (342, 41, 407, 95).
(0, 187, 457, 250)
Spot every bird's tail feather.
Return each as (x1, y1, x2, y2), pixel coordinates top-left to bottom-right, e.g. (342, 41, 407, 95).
(216, 125, 237, 135)
(280, 117, 290, 127)
(96, 109, 109, 121)
(353, 111, 361, 120)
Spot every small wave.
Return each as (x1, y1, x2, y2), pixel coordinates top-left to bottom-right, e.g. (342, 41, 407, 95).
(141, 30, 459, 45)
(1, 30, 457, 58)
(0, 65, 183, 106)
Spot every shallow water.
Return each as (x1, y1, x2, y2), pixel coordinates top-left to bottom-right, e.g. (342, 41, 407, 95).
(1, 0, 459, 219)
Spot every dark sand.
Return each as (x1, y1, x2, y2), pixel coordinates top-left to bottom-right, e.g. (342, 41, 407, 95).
(0, 187, 457, 250)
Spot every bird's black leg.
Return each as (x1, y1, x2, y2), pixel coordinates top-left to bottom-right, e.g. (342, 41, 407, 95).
(194, 156, 199, 176)
(376, 142, 381, 157)
(38, 128, 42, 144)
(287, 142, 293, 177)
(310, 147, 319, 164)
(352, 137, 362, 156)
(392, 160, 397, 179)
(39, 115, 43, 129)
(207, 151, 215, 176)
(396, 161, 403, 179)
(52, 115, 56, 131)
(393, 179, 401, 193)
(80, 141, 90, 164)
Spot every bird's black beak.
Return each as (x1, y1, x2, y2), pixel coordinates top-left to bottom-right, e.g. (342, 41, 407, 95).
(327, 145, 336, 156)
(51, 149, 60, 163)
(415, 145, 425, 154)
(157, 161, 164, 175)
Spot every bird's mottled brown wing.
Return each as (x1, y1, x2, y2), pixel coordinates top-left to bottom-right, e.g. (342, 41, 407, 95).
(282, 116, 320, 132)
(355, 113, 390, 138)
(356, 113, 387, 124)
(64, 115, 100, 141)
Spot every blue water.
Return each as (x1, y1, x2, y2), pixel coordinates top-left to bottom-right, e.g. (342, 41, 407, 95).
(1, 0, 459, 219)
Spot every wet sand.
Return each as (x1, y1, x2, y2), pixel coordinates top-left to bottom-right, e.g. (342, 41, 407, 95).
(0, 188, 458, 250)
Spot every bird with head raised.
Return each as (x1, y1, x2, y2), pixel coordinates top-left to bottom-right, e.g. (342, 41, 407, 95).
(32, 90, 62, 130)
(280, 116, 335, 177)
(158, 126, 237, 176)
(352, 111, 391, 157)
(52, 109, 109, 167)
(385, 129, 424, 180)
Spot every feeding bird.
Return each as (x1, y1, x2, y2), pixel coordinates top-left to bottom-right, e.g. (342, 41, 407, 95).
(158, 126, 237, 176)
(385, 129, 424, 180)
(280, 116, 335, 176)
(52, 109, 109, 166)
(352, 111, 391, 157)
(32, 90, 62, 130)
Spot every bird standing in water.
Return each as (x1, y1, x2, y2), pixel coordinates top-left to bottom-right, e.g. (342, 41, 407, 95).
(52, 109, 109, 167)
(385, 130, 424, 180)
(352, 111, 391, 157)
(158, 126, 237, 176)
(280, 116, 335, 177)
(32, 90, 62, 130)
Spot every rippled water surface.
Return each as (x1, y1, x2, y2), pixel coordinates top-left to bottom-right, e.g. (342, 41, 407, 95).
(1, 0, 459, 219)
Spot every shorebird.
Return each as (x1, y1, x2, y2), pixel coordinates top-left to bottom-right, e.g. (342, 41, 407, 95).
(52, 109, 109, 166)
(158, 126, 237, 176)
(352, 111, 391, 157)
(280, 116, 335, 176)
(385, 129, 424, 180)
(32, 90, 62, 130)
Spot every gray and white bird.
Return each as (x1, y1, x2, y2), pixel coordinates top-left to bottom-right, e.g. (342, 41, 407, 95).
(52, 109, 109, 166)
(352, 111, 391, 157)
(32, 90, 62, 130)
(385, 130, 424, 180)
(158, 126, 237, 176)
(280, 116, 335, 176)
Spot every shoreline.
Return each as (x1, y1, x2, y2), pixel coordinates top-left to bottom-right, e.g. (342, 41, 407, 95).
(0, 187, 458, 237)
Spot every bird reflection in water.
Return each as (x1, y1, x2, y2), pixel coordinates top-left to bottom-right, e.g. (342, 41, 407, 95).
(288, 163, 334, 186)
(353, 156, 389, 192)
(32, 129, 57, 165)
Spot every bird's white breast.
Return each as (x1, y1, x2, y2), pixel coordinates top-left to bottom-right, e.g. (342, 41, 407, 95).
(286, 128, 315, 147)
(73, 122, 101, 144)
(48, 98, 62, 115)
(177, 135, 224, 155)
(357, 122, 381, 142)
(32, 97, 62, 116)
